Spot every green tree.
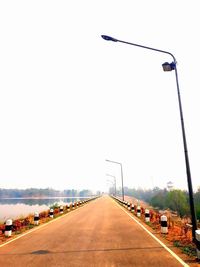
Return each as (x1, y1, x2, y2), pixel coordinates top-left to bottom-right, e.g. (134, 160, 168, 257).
(166, 190, 189, 217)
(150, 190, 167, 209)
(194, 188, 200, 220)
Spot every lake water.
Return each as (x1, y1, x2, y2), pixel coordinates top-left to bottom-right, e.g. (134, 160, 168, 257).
(0, 197, 89, 222)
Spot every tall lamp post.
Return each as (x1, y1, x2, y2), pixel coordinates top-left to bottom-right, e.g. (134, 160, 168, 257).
(106, 173, 117, 196)
(105, 159, 124, 201)
(102, 35, 198, 244)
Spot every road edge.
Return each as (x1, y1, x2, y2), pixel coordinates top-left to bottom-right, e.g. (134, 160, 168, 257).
(112, 198, 189, 267)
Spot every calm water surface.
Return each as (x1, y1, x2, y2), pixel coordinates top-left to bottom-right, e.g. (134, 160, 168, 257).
(0, 197, 89, 222)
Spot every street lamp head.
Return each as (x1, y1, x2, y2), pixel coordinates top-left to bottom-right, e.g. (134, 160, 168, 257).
(101, 35, 118, 42)
(162, 62, 176, 71)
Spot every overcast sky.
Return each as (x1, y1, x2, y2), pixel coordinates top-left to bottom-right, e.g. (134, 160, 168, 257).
(1, 1, 200, 193)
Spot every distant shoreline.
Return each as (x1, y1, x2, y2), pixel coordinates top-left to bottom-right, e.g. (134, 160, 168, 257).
(0, 196, 93, 200)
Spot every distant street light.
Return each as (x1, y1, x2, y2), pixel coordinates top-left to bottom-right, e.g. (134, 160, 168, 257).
(106, 174, 117, 196)
(105, 159, 124, 201)
(102, 35, 198, 245)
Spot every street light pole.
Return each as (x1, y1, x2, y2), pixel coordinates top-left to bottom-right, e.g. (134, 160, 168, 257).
(105, 159, 124, 201)
(106, 174, 117, 196)
(102, 35, 198, 243)
(106, 179, 116, 196)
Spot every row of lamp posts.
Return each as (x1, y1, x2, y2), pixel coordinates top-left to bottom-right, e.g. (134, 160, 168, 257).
(106, 173, 117, 196)
(106, 159, 124, 201)
(102, 35, 200, 256)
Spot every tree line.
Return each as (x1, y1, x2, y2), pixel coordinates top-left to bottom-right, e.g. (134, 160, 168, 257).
(0, 188, 95, 198)
(113, 186, 200, 219)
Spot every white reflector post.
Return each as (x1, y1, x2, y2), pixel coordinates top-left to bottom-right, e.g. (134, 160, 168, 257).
(131, 204, 134, 213)
(195, 230, 200, 259)
(60, 206, 64, 214)
(161, 215, 168, 234)
(49, 208, 54, 218)
(5, 219, 12, 237)
(34, 212, 39, 225)
(137, 206, 141, 217)
(145, 209, 150, 222)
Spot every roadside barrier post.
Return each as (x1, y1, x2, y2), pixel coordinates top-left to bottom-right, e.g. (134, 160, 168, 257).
(195, 230, 200, 259)
(145, 209, 150, 222)
(60, 206, 64, 214)
(5, 219, 12, 237)
(131, 204, 134, 213)
(128, 203, 131, 211)
(137, 206, 141, 217)
(34, 212, 40, 225)
(49, 208, 54, 218)
(161, 214, 168, 234)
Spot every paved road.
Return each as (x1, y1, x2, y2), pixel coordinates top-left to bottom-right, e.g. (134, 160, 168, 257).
(0, 196, 188, 266)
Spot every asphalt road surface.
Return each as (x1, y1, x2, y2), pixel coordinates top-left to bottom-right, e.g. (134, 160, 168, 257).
(0, 196, 189, 266)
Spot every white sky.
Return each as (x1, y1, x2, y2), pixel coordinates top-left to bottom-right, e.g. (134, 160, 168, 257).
(0, 1, 200, 193)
